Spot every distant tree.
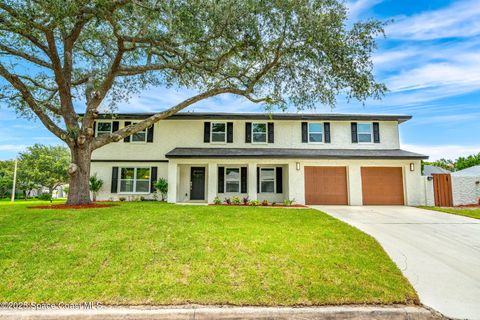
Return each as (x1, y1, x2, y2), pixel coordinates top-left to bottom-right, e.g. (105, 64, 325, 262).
(0, 160, 14, 198)
(423, 159, 455, 172)
(89, 174, 103, 202)
(18, 144, 70, 199)
(455, 153, 480, 171)
(0, 1, 386, 204)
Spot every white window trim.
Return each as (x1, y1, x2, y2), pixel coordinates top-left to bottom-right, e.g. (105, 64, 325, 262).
(251, 122, 268, 144)
(119, 167, 151, 194)
(357, 122, 373, 144)
(307, 122, 324, 144)
(224, 167, 241, 193)
(259, 167, 276, 194)
(130, 122, 148, 143)
(210, 122, 227, 144)
(95, 121, 112, 137)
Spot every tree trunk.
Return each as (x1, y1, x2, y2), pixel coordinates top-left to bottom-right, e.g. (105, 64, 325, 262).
(67, 145, 92, 205)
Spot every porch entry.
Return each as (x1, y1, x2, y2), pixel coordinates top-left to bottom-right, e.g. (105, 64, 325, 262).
(190, 167, 205, 200)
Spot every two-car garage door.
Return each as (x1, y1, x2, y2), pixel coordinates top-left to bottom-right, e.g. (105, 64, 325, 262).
(304, 166, 404, 205)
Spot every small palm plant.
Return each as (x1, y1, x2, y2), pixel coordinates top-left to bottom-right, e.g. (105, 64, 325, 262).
(89, 174, 104, 202)
(154, 178, 168, 201)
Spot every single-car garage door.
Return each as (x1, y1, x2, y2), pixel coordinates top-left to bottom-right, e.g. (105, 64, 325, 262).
(305, 166, 348, 205)
(361, 167, 404, 205)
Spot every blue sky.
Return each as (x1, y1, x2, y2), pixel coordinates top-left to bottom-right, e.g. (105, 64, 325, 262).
(1, 0, 479, 160)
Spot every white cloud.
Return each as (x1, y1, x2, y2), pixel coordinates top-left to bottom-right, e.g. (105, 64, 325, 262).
(386, 0, 480, 40)
(402, 143, 480, 161)
(0, 144, 28, 152)
(347, 0, 383, 20)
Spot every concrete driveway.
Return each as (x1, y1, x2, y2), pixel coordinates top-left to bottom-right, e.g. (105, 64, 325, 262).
(311, 206, 480, 320)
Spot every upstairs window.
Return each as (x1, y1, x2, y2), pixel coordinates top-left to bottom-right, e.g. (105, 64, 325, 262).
(120, 167, 150, 193)
(211, 122, 226, 143)
(357, 123, 373, 143)
(225, 168, 240, 192)
(308, 123, 323, 143)
(131, 122, 147, 143)
(96, 122, 112, 137)
(252, 123, 267, 143)
(260, 168, 275, 193)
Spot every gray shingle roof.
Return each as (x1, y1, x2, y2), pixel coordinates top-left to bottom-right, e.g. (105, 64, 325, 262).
(165, 148, 428, 159)
(451, 165, 480, 176)
(423, 165, 450, 176)
(93, 112, 412, 123)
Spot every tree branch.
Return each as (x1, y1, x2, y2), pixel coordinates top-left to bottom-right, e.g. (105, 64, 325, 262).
(0, 44, 52, 68)
(0, 62, 68, 142)
(93, 87, 255, 149)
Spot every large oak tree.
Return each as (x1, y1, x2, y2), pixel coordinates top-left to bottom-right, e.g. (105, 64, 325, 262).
(0, 0, 386, 204)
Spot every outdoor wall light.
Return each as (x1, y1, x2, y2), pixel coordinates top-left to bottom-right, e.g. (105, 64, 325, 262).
(427, 176, 433, 181)
(296, 162, 300, 171)
(410, 163, 415, 171)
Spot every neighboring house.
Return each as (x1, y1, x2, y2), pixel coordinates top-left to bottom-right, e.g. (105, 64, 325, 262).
(423, 164, 450, 176)
(90, 112, 428, 205)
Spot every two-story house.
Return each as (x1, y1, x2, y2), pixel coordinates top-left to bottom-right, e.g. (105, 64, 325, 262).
(90, 112, 428, 205)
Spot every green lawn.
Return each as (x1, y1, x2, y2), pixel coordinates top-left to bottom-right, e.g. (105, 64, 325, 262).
(419, 206, 480, 220)
(0, 201, 417, 306)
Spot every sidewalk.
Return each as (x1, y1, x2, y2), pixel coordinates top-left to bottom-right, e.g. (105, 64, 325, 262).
(0, 305, 442, 320)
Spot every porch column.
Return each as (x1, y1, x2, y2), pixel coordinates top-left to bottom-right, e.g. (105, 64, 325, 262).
(207, 162, 217, 203)
(248, 162, 257, 201)
(167, 161, 178, 203)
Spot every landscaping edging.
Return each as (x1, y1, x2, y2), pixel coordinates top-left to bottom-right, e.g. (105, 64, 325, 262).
(0, 305, 443, 320)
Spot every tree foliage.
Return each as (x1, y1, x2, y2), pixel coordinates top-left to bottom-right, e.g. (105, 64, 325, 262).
(0, 0, 386, 204)
(18, 144, 70, 196)
(455, 153, 480, 171)
(0, 160, 14, 198)
(422, 152, 480, 172)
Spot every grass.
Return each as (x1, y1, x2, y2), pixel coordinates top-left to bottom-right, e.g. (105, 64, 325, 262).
(419, 206, 480, 220)
(0, 201, 417, 306)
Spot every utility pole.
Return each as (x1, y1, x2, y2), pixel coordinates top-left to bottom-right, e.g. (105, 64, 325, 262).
(11, 159, 17, 202)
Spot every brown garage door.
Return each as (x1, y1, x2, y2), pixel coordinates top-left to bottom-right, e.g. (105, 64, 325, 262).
(305, 166, 348, 205)
(361, 167, 404, 205)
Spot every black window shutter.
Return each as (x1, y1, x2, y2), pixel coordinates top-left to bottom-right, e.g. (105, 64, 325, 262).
(324, 122, 331, 143)
(150, 167, 157, 193)
(276, 167, 283, 193)
(218, 166, 224, 193)
(227, 122, 233, 143)
(204, 122, 210, 143)
(123, 121, 131, 142)
(112, 121, 119, 132)
(241, 167, 247, 193)
(256, 167, 260, 192)
(147, 125, 154, 143)
(301, 122, 308, 143)
(373, 122, 380, 143)
(245, 122, 252, 143)
(93, 121, 97, 136)
(268, 122, 274, 143)
(111, 167, 119, 193)
(351, 122, 358, 143)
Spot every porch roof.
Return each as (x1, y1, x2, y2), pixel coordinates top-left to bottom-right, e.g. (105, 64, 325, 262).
(165, 148, 428, 160)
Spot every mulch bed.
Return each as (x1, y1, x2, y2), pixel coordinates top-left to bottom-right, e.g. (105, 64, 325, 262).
(209, 204, 307, 208)
(28, 203, 118, 210)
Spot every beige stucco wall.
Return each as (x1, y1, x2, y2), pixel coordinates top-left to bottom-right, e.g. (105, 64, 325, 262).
(92, 119, 401, 161)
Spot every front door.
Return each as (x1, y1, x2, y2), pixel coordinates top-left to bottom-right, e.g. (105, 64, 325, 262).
(190, 167, 205, 200)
